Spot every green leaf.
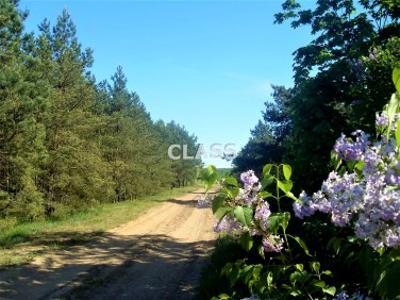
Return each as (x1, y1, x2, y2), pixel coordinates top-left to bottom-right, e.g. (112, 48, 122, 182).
(322, 286, 336, 296)
(386, 93, 400, 138)
(285, 191, 300, 203)
(355, 161, 365, 171)
(240, 265, 255, 284)
(212, 195, 225, 214)
(261, 174, 275, 188)
(288, 235, 311, 257)
(290, 290, 301, 297)
(396, 120, 400, 148)
(234, 206, 253, 227)
(223, 186, 239, 199)
(263, 164, 274, 175)
(281, 212, 290, 231)
(327, 237, 342, 254)
(289, 271, 303, 284)
(295, 264, 304, 272)
(258, 191, 272, 199)
(215, 206, 231, 220)
(266, 271, 273, 287)
(310, 261, 321, 273)
(313, 280, 326, 288)
(376, 260, 400, 299)
(268, 214, 281, 233)
(282, 164, 292, 180)
(224, 176, 238, 187)
(268, 212, 290, 233)
(258, 245, 265, 259)
(239, 232, 254, 251)
(322, 270, 333, 277)
(200, 165, 219, 191)
(393, 68, 400, 94)
(277, 180, 293, 193)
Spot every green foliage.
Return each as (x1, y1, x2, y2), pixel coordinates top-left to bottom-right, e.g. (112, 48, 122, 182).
(199, 165, 219, 192)
(155, 120, 201, 188)
(210, 72, 400, 299)
(235, 0, 400, 192)
(206, 164, 342, 299)
(0, 2, 200, 220)
(0, 186, 196, 266)
(233, 86, 291, 175)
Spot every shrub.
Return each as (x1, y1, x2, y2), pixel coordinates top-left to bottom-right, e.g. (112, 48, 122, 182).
(202, 70, 400, 300)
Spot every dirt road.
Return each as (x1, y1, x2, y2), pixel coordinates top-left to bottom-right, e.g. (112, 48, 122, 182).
(0, 190, 216, 299)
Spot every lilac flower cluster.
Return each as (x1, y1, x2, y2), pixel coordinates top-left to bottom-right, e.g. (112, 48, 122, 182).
(213, 215, 243, 236)
(196, 198, 210, 208)
(262, 234, 284, 253)
(375, 111, 400, 130)
(240, 170, 259, 189)
(294, 114, 400, 249)
(334, 130, 370, 161)
(214, 171, 284, 253)
(255, 202, 271, 230)
(333, 291, 372, 300)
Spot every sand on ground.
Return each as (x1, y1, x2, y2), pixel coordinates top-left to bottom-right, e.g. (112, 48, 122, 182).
(0, 189, 216, 300)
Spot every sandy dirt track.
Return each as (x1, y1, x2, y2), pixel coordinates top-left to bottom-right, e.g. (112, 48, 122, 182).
(0, 190, 216, 299)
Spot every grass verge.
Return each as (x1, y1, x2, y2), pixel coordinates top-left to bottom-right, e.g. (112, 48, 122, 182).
(0, 185, 199, 267)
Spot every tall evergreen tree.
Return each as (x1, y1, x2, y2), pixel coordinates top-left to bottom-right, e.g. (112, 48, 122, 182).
(0, 0, 48, 220)
(0, 4, 201, 220)
(35, 9, 111, 212)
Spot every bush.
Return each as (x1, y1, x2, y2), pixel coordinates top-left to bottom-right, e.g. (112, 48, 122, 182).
(200, 69, 400, 300)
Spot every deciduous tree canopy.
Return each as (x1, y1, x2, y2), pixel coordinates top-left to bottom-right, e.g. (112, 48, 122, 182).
(234, 0, 400, 191)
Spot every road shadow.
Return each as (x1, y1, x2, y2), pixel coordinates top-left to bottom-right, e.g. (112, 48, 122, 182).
(166, 199, 199, 207)
(189, 192, 217, 196)
(0, 233, 214, 300)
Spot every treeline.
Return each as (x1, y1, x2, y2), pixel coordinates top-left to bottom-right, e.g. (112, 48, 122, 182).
(234, 0, 400, 191)
(0, 1, 201, 221)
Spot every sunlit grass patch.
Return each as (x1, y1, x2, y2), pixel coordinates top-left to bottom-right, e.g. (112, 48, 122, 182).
(0, 185, 199, 267)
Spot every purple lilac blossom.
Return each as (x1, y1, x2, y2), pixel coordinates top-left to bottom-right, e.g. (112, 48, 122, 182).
(262, 234, 284, 253)
(376, 112, 388, 127)
(240, 170, 259, 188)
(196, 199, 209, 208)
(236, 187, 260, 206)
(334, 130, 370, 161)
(294, 111, 400, 249)
(376, 112, 400, 131)
(334, 292, 349, 300)
(214, 215, 243, 236)
(215, 169, 285, 251)
(292, 191, 316, 219)
(334, 291, 372, 300)
(255, 201, 271, 230)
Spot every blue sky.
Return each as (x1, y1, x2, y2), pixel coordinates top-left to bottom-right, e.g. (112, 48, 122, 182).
(20, 0, 312, 168)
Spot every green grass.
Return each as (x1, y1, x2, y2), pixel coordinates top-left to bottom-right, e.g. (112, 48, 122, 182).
(0, 185, 199, 267)
(216, 168, 233, 177)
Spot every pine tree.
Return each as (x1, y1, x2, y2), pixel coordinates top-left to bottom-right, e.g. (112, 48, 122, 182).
(35, 9, 111, 212)
(96, 67, 171, 200)
(0, 4, 201, 221)
(0, 0, 48, 220)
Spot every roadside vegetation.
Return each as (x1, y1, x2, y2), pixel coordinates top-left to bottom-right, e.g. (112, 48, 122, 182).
(0, 185, 198, 266)
(201, 1, 400, 299)
(233, 0, 400, 192)
(0, 2, 201, 222)
(202, 79, 400, 298)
